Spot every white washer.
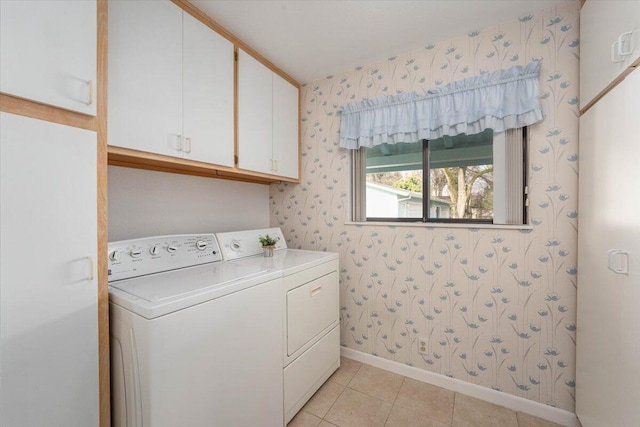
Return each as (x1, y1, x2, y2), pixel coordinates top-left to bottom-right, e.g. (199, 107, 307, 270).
(216, 228, 340, 424)
(108, 234, 284, 427)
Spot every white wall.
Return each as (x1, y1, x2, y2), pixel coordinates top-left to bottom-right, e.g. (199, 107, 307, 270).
(108, 166, 269, 241)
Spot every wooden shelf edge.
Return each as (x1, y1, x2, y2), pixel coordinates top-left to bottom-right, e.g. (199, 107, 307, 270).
(107, 146, 300, 185)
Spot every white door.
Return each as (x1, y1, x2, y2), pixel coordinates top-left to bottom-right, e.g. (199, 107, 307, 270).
(182, 12, 234, 167)
(0, 113, 98, 426)
(580, 1, 640, 109)
(272, 73, 299, 179)
(238, 49, 273, 175)
(617, 69, 640, 427)
(0, 0, 97, 116)
(576, 69, 640, 427)
(108, 0, 183, 157)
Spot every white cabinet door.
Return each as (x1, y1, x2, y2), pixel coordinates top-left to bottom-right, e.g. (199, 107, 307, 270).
(273, 73, 299, 179)
(580, 1, 640, 109)
(182, 12, 234, 167)
(617, 69, 640, 427)
(576, 69, 640, 427)
(108, 0, 183, 157)
(0, 113, 98, 426)
(238, 49, 274, 175)
(0, 0, 97, 116)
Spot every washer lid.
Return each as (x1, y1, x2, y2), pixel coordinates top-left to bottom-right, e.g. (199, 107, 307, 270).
(109, 262, 277, 319)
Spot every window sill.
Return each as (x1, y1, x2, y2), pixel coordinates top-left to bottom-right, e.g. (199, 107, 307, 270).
(344, 221, 534, 231)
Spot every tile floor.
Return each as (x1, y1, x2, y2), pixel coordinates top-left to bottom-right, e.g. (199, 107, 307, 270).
(288, 357, 564, 427)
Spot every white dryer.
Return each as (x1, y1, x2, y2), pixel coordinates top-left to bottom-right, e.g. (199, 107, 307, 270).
(108, 234, 283, 427)
(216, 228, 340, 424)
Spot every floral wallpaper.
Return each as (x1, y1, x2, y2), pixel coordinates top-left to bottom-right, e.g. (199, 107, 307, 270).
(271, 2, 580, 412)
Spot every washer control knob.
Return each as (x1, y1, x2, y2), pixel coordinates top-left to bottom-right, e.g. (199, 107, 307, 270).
(195, 240, 208, 251)
(130, 249, 142, 258)
(109, 250, 120, 261)
(150, 246, 160, 256)
(167, 245, 178, 254)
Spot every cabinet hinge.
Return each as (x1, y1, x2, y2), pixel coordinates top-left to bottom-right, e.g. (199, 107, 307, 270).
(234, 51, 238, 61)
(234, 155, 238, 165)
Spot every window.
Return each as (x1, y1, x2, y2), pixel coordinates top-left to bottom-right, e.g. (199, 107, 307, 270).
(352, 128, 527, 224)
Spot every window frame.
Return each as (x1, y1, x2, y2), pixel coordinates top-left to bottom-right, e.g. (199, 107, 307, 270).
(353, 128, 529, 225)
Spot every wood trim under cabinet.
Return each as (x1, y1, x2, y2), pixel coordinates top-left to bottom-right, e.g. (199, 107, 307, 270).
(0, 93, 97, 131)
(580, 58, 640, 116)
(171, 0, 300, 89)
(96, 1, 110, 426)
(108, 145, 300, 184)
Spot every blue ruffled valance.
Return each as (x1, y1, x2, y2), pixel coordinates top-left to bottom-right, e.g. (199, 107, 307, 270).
(338, 61, 544, 149)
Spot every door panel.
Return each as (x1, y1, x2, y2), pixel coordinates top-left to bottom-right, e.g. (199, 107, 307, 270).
(108, 0, 183, 157)
(237, 49, 273, 175)
(618, 69, 640, 427)
(182, 12, 234, 167)
(577, 69, 640, 427)
(0, 112, 98, 426)
(0, 1, 97, 115)
(272, 73, 299, 179)
(580, 1, 640, 109)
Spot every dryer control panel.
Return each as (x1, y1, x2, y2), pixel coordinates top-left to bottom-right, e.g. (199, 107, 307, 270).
(108, 234, 221, 282)
(216, 228, 287, 261)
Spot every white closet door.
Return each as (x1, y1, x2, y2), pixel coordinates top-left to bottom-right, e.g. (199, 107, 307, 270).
(0, 0, 97, 116)
(0, 113, 98, 426)
(108, 0, 183, 157)
(576, 69, 640, 427)
(576, 90, 623, 426)
(238, 49, 273, 175)
(617, 69, 640, 427)
(182, 12, 234, 167)
(272, 73, 299, 179)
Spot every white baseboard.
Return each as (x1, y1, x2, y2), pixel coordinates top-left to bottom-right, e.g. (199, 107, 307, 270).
(341, 347, 581, 427)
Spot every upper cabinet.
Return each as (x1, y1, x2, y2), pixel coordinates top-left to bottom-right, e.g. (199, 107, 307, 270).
(238, 49, 299, 180)
(107, 1, 300, 183)
(108, 0, 234, 167)
(272, 72, 301, 180)
(580, 0, 640, 109)
(0, 0, 97, 116)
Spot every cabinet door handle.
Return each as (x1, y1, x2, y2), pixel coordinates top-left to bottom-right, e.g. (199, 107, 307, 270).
(617, 31, 635, 57)
(274, 159, 278, 172)
(185, 137, 192, 153)
(85, 80, 94, 106)
(86, 256, 95, 281)
(607, 249, 629, 275)
(176, 135, 183, 151)
(310, 285, 322, 297)
(611, 40, 625, 63)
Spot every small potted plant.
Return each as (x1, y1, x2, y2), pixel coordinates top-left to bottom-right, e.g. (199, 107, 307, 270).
(259, 234, 278, 257)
